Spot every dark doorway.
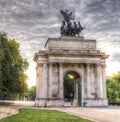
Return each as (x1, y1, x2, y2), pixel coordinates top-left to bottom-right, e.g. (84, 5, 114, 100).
(64, 73, 74, 102)
(64, 71, 81, 106)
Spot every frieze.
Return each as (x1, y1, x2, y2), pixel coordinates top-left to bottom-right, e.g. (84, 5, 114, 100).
(46, 53, 108, 59)
(39, 62, 92, 68)
(46, 37, 96, 42)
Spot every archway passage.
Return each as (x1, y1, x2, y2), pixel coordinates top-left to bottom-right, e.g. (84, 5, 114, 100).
(63, 71, 81, 106)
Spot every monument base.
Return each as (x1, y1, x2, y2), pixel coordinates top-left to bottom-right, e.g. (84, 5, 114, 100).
(35, 98, 108, 107)
(35, 99, 64, 107)
(83, 99, 108, 107)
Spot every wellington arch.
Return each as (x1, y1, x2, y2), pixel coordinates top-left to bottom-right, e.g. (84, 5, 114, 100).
(33, 10, 109, 107)
(34, 37, 109, 107)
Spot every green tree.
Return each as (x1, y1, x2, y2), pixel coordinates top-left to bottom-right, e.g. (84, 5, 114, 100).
(107, 71, 120, 105)
(28, 86, 36, 101)
(0, 32, 29, 100)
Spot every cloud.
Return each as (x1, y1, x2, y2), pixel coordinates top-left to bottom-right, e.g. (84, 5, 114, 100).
(0, 0, 120, 79)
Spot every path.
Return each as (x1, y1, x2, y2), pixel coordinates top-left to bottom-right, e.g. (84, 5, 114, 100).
(0, 104, 120, 122)
(0, 106, 18, 119)
(53, 106, 120, 122)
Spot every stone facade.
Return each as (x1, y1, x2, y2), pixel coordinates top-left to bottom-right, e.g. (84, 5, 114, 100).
(34, 37, 109, 107)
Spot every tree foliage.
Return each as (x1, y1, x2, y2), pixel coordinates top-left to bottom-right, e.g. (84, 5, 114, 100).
(0, 32, 29, 99)
(107, 71, 120, 105)
(28, 86, 36, 101)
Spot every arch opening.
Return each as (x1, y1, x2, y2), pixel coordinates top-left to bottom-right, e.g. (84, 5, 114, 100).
(63, 71, 81, 106)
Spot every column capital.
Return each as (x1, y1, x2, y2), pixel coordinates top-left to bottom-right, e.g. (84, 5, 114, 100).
(59, 63, 63, 66)
(48, 63, 52, 67)
(87, 63, 91, 66)
(38, 63, 43, 67)
(101, 64, 106, 68)
(97, 63, 101, 67)
(43, 63, 48, 68)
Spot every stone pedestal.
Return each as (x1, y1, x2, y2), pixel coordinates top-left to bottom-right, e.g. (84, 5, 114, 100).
(34, 37, 109, 107)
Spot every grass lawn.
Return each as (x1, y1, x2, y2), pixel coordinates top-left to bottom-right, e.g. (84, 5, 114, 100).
(0, 108, 92, 122)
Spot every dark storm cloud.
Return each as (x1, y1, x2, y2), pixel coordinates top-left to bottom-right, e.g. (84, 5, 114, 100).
(84, 0, 120, 33)
(0, 0, 120, 71)
(0, 0, 66, 59)
(77, 0, 120, 63)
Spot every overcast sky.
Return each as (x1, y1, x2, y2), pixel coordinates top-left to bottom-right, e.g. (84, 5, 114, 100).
(0, 0, 120, 86)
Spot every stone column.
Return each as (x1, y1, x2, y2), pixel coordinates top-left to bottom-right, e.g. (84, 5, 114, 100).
(59, 63, 63, 99)
(36, 65, 39, 99)
(74, 79, 77, 99)
(81, 64, 84, 106)
(87, 63, 91, 98)
(97, 64, 103, 98)
(48, 63, 52, 98)
(37, 63, 43, 99)
(73, 79, 77, 106)
(102, 64, 107, 99)
(42, 63, 48, 98)
(76, 80, 78, 100)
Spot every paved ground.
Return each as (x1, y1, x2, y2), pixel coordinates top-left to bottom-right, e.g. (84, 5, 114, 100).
(0, 106, 18, 119)
(53, 106, 120, 122)
(0, 105, 120, 122)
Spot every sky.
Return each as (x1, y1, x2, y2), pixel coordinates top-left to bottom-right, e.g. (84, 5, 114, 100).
(0, 0, 120, 87)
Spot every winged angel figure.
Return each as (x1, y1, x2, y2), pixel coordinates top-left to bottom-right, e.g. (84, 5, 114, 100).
(60, 10, 74, 24)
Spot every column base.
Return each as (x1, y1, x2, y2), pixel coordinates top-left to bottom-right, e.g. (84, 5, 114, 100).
(73, 99, 78, 106)
(83, 99, 108, 107)
(35, 98, 64, 107)
(35, 98, 108, 107)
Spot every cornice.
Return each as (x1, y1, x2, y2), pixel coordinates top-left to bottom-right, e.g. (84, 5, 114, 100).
(47, 53, 109, 59)
(34, 49, 109, 62)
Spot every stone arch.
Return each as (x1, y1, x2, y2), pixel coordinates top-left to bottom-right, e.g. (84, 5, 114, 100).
(63, 68, 83, 80)
(63, 68, 83, 106)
